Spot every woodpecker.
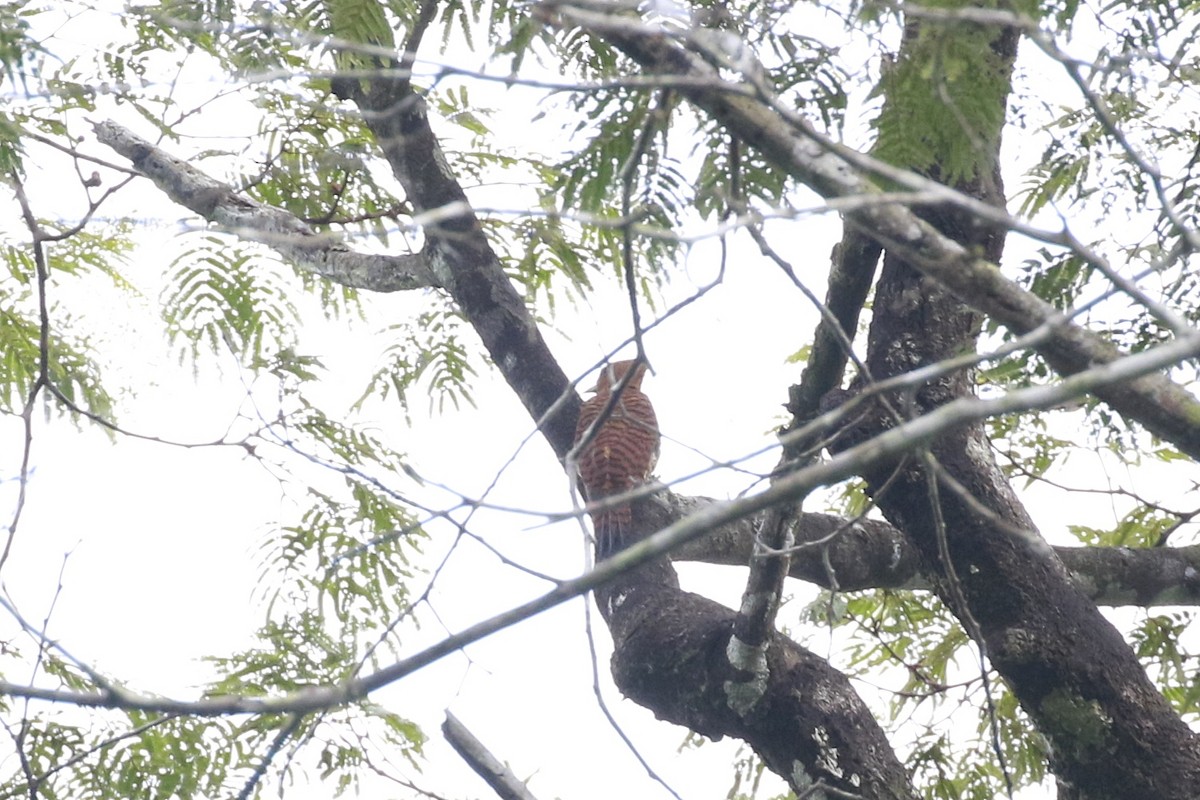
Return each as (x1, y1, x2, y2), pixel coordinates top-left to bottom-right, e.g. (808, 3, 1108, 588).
(574, 360, 660, 558)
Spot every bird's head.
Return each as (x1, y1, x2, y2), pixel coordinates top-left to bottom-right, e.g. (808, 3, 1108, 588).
(590, 359, 649, 394)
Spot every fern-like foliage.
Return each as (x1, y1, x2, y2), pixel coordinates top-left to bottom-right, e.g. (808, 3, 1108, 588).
(161, 234, 301, 369)
(0, 0, 40, 92)
(247, 89, 406, 245)
(0, 294, 114, 421)
(872, 0, 1025, 183)
(356, 308, 477, 421)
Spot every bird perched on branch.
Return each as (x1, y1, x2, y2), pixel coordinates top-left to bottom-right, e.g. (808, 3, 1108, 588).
(574, 360, 660, 559)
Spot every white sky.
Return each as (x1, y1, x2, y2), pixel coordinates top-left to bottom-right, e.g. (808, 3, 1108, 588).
(3, 2, 1198, 799)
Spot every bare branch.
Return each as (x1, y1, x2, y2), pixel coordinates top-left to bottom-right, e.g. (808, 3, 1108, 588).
(442, 712, 540, 800)
(92, 120, 439, 293)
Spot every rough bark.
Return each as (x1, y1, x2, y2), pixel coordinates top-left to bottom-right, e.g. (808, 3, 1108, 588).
(837, 342, 1200, 797)
(596, 559, 917, 800)
(819, 13, 1200, 799)
(649, 494, 1200, 606)
(328, 71, 580, 461)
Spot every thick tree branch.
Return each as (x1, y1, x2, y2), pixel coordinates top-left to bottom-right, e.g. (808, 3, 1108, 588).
(597, 562, 918, 800)
(540, 3, 1200, 463)
(724, 219, 880, 708)
(814, 9, 1200, 795)
(726, 224, 866, 709)
(785, 229, 881, 436)
(96, 103, 581, 460)
(724, 503, 792, 715)
(92, 120, 438, 293)
(1, 330, 1192, 783)
(657, 493, 1200, 607)
(601, 329, 1199, 798)
(328, 65, 579, 459)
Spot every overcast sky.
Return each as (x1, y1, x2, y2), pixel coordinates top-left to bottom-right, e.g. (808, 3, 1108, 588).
(5, 4, 1196, 799)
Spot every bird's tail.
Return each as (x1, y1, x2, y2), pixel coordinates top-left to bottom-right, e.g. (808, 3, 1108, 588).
(591, 505, 633, 561)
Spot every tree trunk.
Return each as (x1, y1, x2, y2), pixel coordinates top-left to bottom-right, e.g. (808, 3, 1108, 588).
(825, 11, 1200, 799)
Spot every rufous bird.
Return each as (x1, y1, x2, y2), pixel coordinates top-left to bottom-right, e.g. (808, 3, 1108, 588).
(573, 360, 660, 559)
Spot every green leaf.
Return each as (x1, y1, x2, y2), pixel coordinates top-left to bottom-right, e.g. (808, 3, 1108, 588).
(161, 234, 300, 369)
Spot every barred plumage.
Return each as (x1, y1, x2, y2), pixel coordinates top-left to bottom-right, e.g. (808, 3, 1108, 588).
(574, 360, 660, 559)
